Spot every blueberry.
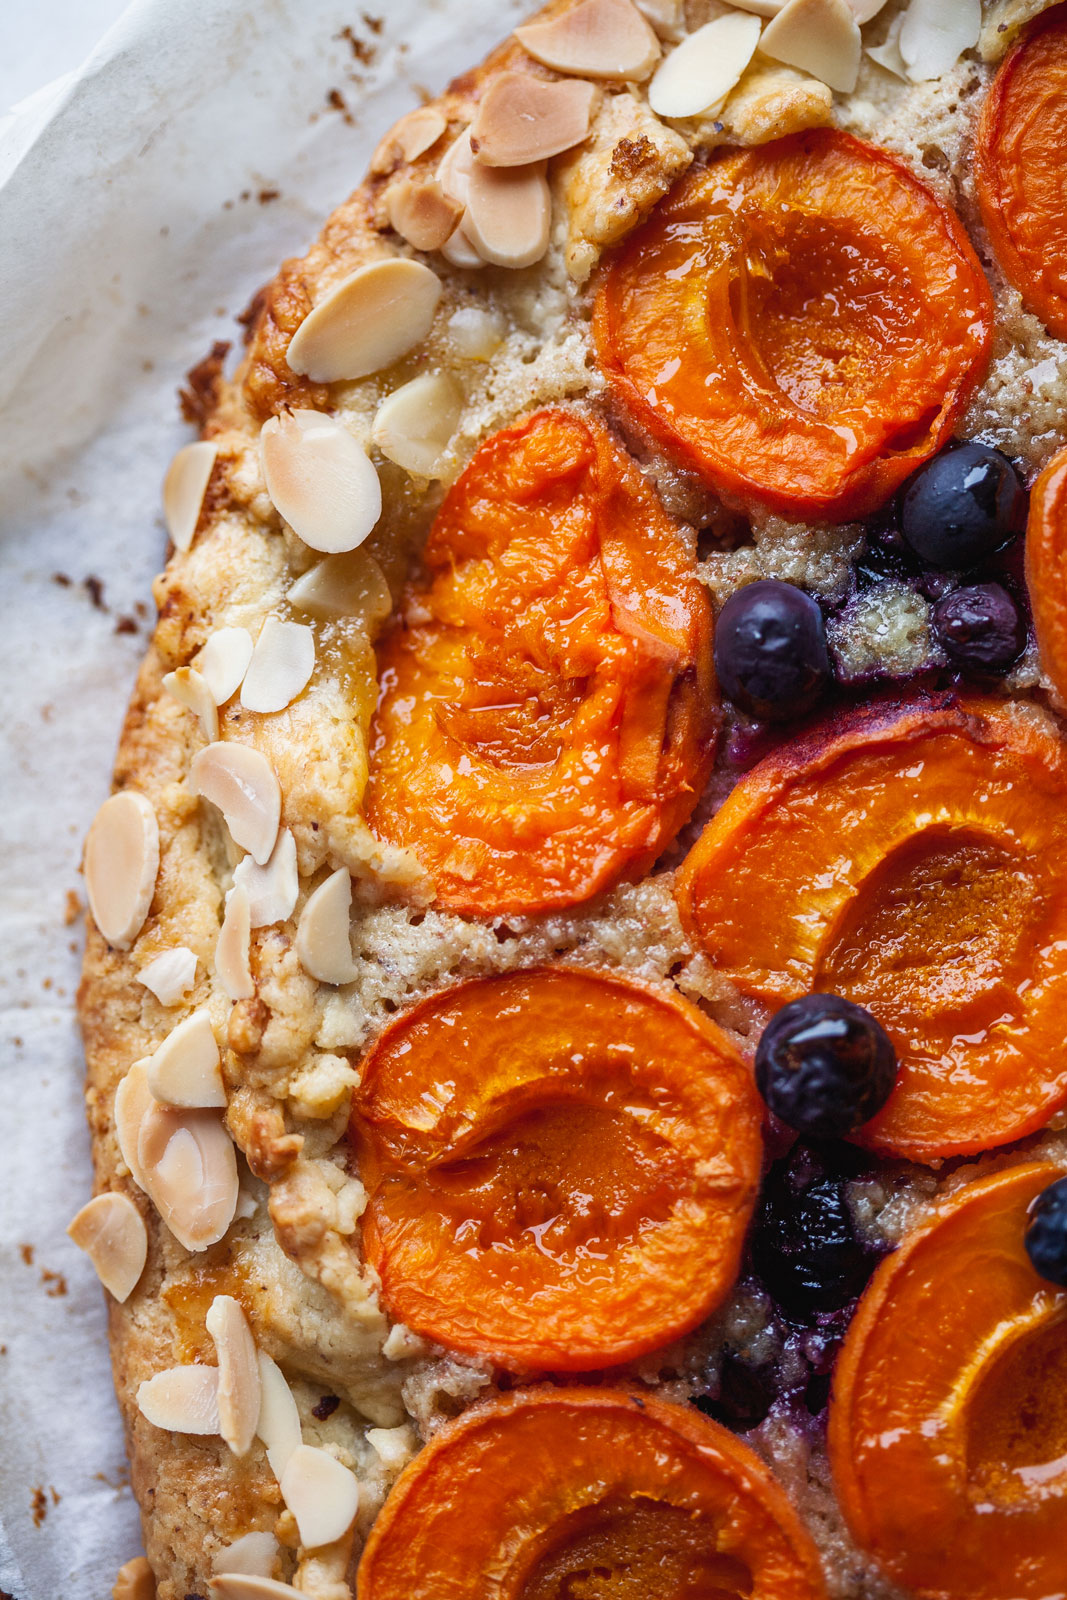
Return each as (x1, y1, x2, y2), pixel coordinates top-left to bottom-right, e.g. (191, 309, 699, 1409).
(1024, 1176, 1067, 1287)
(931, 582, 1026, 676)
(692, 1353, 776, 1432)
(751, 1143, 876, 1318)
(714, 580, 830, 721)
(901, 443, 1027, 570)
(755, 994, 898, 1140)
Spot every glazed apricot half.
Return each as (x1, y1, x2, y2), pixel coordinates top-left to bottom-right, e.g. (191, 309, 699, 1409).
(675, 694, 1067, 1162)
(829, 1163, 1067, 1600)
(976, 4, 1067, 340)
(365, 408, 716, 916)
(1026, 442, 1067, 701)
(348, 966, 762, 1370)
(594, 129, 993, 521)
(358, 1386, 828, 1600)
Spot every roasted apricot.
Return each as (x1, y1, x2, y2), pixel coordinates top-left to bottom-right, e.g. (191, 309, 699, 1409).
(348, 966, 762, 1371)
(594, 130, 993, 521)
(358, 1386, 828, 1600)
(365, 409, 716, 916)
(675, 694, 1067, 1162)
(829, 1163, 1067, 1600)
(976, 4, 1067, 340)
(1026, 442, 1067, 702)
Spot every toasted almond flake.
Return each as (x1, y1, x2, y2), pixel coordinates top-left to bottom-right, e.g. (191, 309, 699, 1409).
(137, 947, 198, 1006)
(295, 869, 357, 985)
(515, 0, 661, 80)
(137, 1105, 239, 1252)
(210, 1533, 281, 1580)
(162, 666, 219, 742)
(436, 129, 476, 207)
(163, 441, 217, 554)
(464, 160, 551, 270)
(649, 11, 762, 115)
(67, 1192, 147, 1302)
(211, 1578, 304, 1600)
(137, 1365, 220, 1434)
(446, 306, 506, 361)
(190, 743, 281, 866)
(260, 410, 382, 555)
(286, 259, 443, 382)
(199, 628, 254, 706)
(867, 11, 906, 74)
(206, 1294, 261, 1456)
(240, 618, 316, 714)
(898, 0, 979, 82)
(440, 224, 486, 270)
(113, 1555, 156, 1600)
(115, 1059, 154, 1190)
(471, 73, 599, 166)
(256, 1352, 302, 1481)
(370, 104, 449, 173)
(217, 883, 255, 1001)
(85, 791, 160, 951)
(146, 1009, 225, 1109)
(725, 0, 787, 14)
(233, 829, 299, 928)
(366, 1425, 417, 1472)
(288, 550, 393, 628)
(386, 174, 462, 252)
(848, 0, 889, 21)
(759, 0, 862, 92)
(635, 0, 686, 39)
(372, 373, 463, 479)
(279, 1445, 360, 1549)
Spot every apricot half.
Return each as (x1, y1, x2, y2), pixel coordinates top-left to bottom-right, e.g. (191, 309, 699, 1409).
(348, 966, 762, 1371)
(594, 129, 993, 521)
(675, 694, 1067, 1162)
(358, 1387, 828, 1600)
(829, 1163, 1067, 1600)
(976, 3, 1067, 340)
(1026, 442, 1067, 703)
(365, 408, 717, 916)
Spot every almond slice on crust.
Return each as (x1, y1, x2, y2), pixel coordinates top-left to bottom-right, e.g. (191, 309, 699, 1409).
(113, 1556, 156, 1600)
(137, 1364, 220, 1435)
(146, 1009, 226, 1108)
(285, 259, 443, 382)
(137, 1104, 239, 1252)
(217, 883, 255, 1001)
(515, 0, 661, 81)
(385, 175, 462, 252)
(867, 13, 907, 74)
(759, 0, 862, 93)
(436, 129, 476, 208)
(210, 1533, 281, 1580)
(206, 1294, 261, 1456)
(726, 0, 788, 14)
(240, 618, 316, 714)
(279, 1444, 360, 1549)
(256, 1351, 302, 1481)
(260, 410, 382, 555)
(162, 666, 219, 742)
(287, 550, 393, 628)
(198, 628, 254, 705)
(115, 1059, 154, 1190)
(440, 223, 486, 270)
(372, 373, 463, 479)
(67, 1192, 148, 1303)
(232, 828, 299, 928)
(163, 441, 217, 554)
(211, 1578, 305, 1599)
(370, 104, 449, 173)
(899, 0, 980, 83)
(366, 1424, 417, 1472)
(471, 74, 599, 166)
(190, 743, 281, 866)
(464, 160, 552, 270)
(295, 868, 357, 985)
(648, 11, 763, 116)
(85, 791, 160, 951)
(136, 947, 197, 1006)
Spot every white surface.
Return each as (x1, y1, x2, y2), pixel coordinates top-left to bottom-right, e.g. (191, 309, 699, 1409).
(0, 0, 131, 114)
(0, 2, 528, 1596)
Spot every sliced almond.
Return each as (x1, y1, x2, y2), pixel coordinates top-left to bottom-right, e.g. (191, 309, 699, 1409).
(515, 0, 662, 81)
(115, 1059, 154, 1190)
(256, 1352, 302, 1482)
(67, 1192, 147, 1303)
(137, 1105, 239, 1252)
(867, 12, 907, 74)
(279, 1445, 360, 1549)
(190, 743, 281, 866)
(649, 12, 763, 116)
(899, 0, 980, 83)
(440, 224, 486, 271)
(635, 0, 686, 38)
(849, 0, 889, 21)
(199, 628, 254, 706)
(285, 259, 443, 382)
(85, 791, 160, 951)
(233, 829, 299, 928)
(163, 666, 219, 742)
(137, 1364, 220, 1434)
(386, 175, 462, 252)
(725, 0, 787, 14)
(163, 441, 217, 554)
(217, 883, 255, 1001)
(465, 160, 551, 270)
(436, 130, 476, 209)
(240, 618, 315, 714)
(211, 1578, 304, 1600)
(366, 1425, 417, 1472)
(370, 104, 449, 173)
(210, 1533, 280, 1580)
(295, 869, 357, 986)
(206, 1294, 261, 1457)
(146, 1009, 225, 1109)
(471, 73, 598, 166)
(759, 0, 862, 93)
(113, 1555, 156, 1600)
(137, 947, 197, 1007)
(372, 373, 462, 479)
(446, 306, 505, 361)
(287, 550, 393, 628)
(260, 410, 382, 556)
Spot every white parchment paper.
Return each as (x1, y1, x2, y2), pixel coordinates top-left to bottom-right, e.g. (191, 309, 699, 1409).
(0, 3, 530, 1594)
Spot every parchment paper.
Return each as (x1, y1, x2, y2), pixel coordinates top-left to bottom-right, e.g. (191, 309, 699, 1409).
(0, 3, 529, 1593)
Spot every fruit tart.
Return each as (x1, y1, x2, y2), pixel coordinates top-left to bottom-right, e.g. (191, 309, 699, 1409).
(73, 2, 1067, 1597)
